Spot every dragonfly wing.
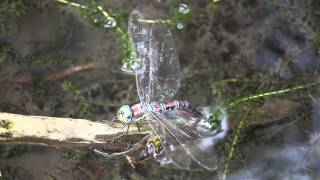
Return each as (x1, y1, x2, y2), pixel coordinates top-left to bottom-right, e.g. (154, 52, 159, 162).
(129, 11, 180, 103)
(149, 23, 180, 102)
(151, 111, 220, 170)
(146, 113, 192, 169)
(128, 11, 152, 103)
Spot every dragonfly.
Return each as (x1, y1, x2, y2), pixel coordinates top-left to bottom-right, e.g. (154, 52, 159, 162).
(98, 10, 228, 171)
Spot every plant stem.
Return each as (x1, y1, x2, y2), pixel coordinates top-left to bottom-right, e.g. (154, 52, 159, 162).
(227, 82, 317, 110)
(55, 0, 88, 9)
(222, 113, 248, 179)
(138, 19, 172, 24)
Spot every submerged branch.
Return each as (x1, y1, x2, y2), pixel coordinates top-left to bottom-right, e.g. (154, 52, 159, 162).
(46, 63, 99, 81)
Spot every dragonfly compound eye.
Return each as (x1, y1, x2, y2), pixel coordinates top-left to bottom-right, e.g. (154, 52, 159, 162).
(117, 105, 133, 123)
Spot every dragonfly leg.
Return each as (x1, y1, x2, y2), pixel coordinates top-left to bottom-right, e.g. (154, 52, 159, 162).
(125, 124, 131, 135)
(136, 122, 141, 132)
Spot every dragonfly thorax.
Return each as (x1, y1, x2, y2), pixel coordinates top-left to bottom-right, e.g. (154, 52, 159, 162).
(117, 105, 133, 124)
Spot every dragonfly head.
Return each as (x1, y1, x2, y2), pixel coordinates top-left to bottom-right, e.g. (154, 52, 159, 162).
(117, 105, 133, 124)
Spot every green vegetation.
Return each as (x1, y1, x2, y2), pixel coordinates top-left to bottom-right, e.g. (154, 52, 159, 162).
(208, 79, 317, 126)
(223, 113, 248, 179)
(55, 0, 137, 74)
(62, 81, 93, 119)
(1, 0, 318, 177)
(213, 77, 316, 107)
(0, 175, 8, 180)
(51, 148, 92, 180)
(208, 0, 222, 12)
(208, 78, 318, 178)
(227, 82, 316, 110)
(166, 2, 192, 32)
(55, 0, 192, 72)
(0, 45, 13, 64)
(314, 31, 320, 54)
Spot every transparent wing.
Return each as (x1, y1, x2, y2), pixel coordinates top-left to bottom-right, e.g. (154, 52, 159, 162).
(150, 111, 219, 170)
(145, 113, 192, 169)
(128, 11, 180, 103)
(148, 23, 180, 102)
(128, 11, 151, 103)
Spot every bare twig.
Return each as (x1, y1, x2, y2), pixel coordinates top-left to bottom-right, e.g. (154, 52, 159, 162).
(0, 112, 150, 147)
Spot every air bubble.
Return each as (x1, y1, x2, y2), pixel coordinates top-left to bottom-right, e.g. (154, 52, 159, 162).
(177, 23, 184, 29)
(104, 19, 117, 28)
(178, 3, 190, 14)
(93, 18, 99, 24)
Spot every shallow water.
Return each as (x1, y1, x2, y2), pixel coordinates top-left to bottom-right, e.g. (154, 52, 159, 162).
(1, 0, 320, 179)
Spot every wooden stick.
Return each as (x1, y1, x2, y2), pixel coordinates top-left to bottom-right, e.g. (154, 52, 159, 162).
(0, 112, 150, 147)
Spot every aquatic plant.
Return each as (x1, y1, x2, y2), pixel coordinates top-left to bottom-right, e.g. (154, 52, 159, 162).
(314, 31, 320, 54)
(52, 148, 92, 180)
(55, 0, 133, 69)
(0, 45, 13, 64)
(62, 81, 93, 119)
(208, 0, 222, 13)
(208, 78, 316, 126)
(55, 0, 192, 72)
(209, 79, 318, 177)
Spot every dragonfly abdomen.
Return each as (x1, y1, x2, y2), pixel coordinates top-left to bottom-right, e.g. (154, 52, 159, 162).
(131, 100, 191, 118)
